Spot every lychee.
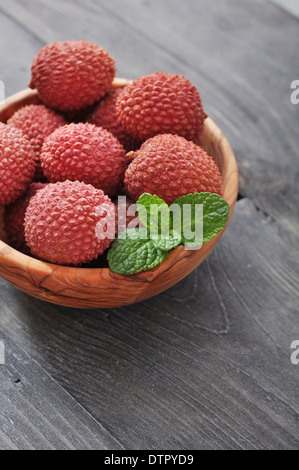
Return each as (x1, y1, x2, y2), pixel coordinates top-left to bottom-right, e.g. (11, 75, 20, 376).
(7, 104, 67, 180)
(0, 123, 36, 205)
(29, 40, 116, 111)
(24, 180, 116, 265)
(4, 182, 46, 254)
(124, 134, 223, 205)
(87, 89, 141, 152)
(40, 122, 127, 197)
(116, 73, 206, 141)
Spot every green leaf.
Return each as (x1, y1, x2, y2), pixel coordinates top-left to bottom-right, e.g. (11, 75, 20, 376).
(171, 193, 230, 246)
(107, 192, 230, 275)
(137, 193, 170, 235)
(150, 230, 182, 252)
(107, 228, 169, 275)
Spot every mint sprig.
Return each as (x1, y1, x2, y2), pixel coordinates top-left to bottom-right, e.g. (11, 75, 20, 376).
(107, 228, 181, 275)
(107, 192, 230, 276)
(172, 192, 230, 245)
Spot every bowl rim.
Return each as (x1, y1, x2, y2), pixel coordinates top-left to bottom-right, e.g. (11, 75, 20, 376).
(0, 78, 239, 306)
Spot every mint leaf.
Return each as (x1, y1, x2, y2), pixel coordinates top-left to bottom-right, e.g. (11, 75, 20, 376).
(107, 192, 230, 275)
(137, 193, 169, 235)
(171, 193, 229, 246)
(150, 230, 182, 252)
(107, 228, 168, 275)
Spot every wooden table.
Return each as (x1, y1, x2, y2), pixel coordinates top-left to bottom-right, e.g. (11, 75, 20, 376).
(0, 0, 298, 450)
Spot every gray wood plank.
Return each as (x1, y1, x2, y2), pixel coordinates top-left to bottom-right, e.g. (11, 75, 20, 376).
(0, 3, 43, 97)
(0, 0, 298, 450)
(0, 329, 124, 450)
(271, 0, 299, 18)
(0, 200, 298, 450)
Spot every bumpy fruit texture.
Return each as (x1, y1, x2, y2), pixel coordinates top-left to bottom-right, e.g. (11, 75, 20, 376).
(29, 40, 116, 111)
(0, 123, 36, 205)
(116, 72, 205, 141)
(40, 122, 127, 197)
(87, 89, 142, 152)
(7, 104, 67, 180)
(125, 134, 223, 205)
(4, 182, 46, 254)
(24, 180, 116, 265)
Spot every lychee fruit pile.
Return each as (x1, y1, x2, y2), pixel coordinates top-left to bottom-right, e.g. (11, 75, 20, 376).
(29, 40, 116, 111)
(125, 134, 223, 205)
(25, 180, 115, 265)
(4, 182, 46, 254)
(0, 40, 224, 267)
(87, 89, 141, 152)
(40, 122, 127, 197)
(0, 123, 36, 205)
(116, 72, 206, 141)
(7, 104, 67, 180)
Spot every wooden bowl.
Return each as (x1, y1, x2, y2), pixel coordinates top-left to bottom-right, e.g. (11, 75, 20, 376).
(0, 79, 238, 308)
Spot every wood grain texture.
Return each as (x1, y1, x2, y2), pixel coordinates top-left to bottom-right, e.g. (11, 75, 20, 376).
(271, 0, 299, 18)
(0, 85, 238, 308)
(0, 0, 298, 450)
(0, 327, 124, 450)
(0, 200, 298, 450)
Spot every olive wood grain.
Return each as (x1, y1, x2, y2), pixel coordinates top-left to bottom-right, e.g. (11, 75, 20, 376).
(0, 78, 238, 308)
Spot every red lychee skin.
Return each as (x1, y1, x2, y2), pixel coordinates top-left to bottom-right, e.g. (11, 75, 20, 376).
(116, 73, 206, 141)
(0, 123, 36, 205)
(87, 89, 142, 152)
(124, 134, 223, 205)
(24, 180, 116, 266)
(7, 104, 67, 180)
(4, 182, 46, 254)
(40, 122, 127, 197)
(29, 40, 116, 111)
